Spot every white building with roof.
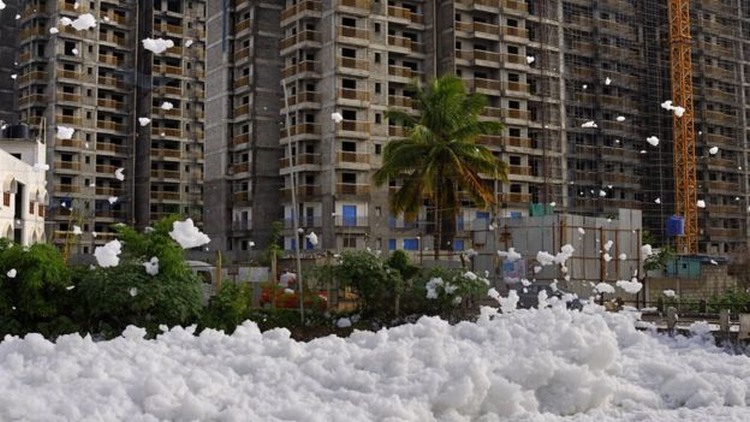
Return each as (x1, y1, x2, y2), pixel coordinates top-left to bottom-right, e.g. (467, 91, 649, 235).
(0, 133, 47, 245)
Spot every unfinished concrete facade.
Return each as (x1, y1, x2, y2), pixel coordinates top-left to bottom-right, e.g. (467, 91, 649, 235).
(0, 0, 21, 124)
(14, 0, 205, 254)
(207, 0, 750, 262)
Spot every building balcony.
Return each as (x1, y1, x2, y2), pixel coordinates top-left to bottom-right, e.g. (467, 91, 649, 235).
(54, 161, 82, 171)
(234, 48, 250, 61)
(705, 180, 739, 192)
(477, 134, 503, 147)
(96, 142, 127, 155)
(703, 109, 736, 125)
(56, 115, 82, 126)
(150, 191, 181, 201)
(388, 126, 407, 137)
(506, 136, 533, 149)
(281, 0, 322, 22)
(232, 162, 250, 174)
(233, 76, 250, 89)
(280, 123, 320, 138)
(57, 184, 81, 193)
(285, 91, 321, 108)
(337, 151, 370, 165)
(58, 138, 84, 149)
(98, 54, 122, 67)
(152, 128, 183, 138)
(95, 164, 118, 174)
(234, 104, 249, 117)
(508, 165, 532, 177)
(502, 26, 528, 38)
(281, 61, 319, 79)
(336, 56, 369, 73)
(334, 216, 369, 228)
(280, 30, 321, 51)
(338, 88, 370, 102)
(57, 68, 82, 80)
(151, 148, 183, 159)
(235, 18, 251, 33)
(96, 120, 125, 132)
(387, 65, 420, 79)
(498, 192, 531, 204)
(281, 184, 321, 201)
(155, 64, 183, 76)
(98, 75, 129, 90)
(336, 183, 369, 196)
(19, 94, 47, 106)
(503, 0, 527, 13)
(233, 133, 249, 146)
(233, 191, 250, 204)
(337, 25, 370, 44)
(97, 98, 125, 110)
(280, 153, 321, 169)
(386, 5, 424, 24)
(339, 0, 370, 12)
(95, 186, 119, 196)
(388, 95, 413, 108)
(155, 23, 183, 36)
(57, 92, 82, 103)
(19, 26, 46, 39)
(17, 71, 48, 85)
(150, 169, 181, 180)
(338, 120, 370, 134)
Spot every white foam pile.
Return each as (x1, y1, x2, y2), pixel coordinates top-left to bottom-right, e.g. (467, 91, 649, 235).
(2, 307, 750, 421)
(70, 13, 97, 31)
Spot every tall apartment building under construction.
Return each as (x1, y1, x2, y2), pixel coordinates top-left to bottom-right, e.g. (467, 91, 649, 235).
(207, 0, 750, 262)
(9, 0, 205, 254)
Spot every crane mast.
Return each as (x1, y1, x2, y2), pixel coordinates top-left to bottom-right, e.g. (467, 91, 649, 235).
(667, 0, 698, 254)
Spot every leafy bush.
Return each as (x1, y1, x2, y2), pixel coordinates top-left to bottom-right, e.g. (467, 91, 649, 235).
(73, 218, 203, 338)
(202, 282, 254, 334)
(403, 267, 490, 319)
(707, 290, 750, 313)
(333, 250, 403, 318)
(0, 239, 74, 337)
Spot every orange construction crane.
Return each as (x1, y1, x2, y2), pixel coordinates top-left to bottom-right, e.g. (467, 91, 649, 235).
(667, 0, 698, 254)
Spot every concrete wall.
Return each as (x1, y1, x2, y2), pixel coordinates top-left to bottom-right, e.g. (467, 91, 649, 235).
(473, 209, 644, 292)
(0, 138, 47, 245)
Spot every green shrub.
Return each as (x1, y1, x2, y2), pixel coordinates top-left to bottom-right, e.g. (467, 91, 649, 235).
(73, 218, 203, 338)
(403, 267, 490, 319)
(0, 239, 75, 337)
(334, 250, 403, 319)
(201, 282, 253, 334)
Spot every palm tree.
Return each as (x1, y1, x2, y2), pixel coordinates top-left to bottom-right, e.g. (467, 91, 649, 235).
(373, 74, 508, 257)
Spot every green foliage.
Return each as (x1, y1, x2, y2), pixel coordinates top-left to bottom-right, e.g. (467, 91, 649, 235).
(0, 239, 74, 337)
(373, 74, 507, 250)
(201, 282, 253, 334)
(73, 219, 203, 338)
(259, 221, 283, 266)
(334, 250, 403, 318)
(386, 249, 419, 281)
(644, 245, 675, 273)
(707, 290, 750, 313)
(403, 267, 489, 318)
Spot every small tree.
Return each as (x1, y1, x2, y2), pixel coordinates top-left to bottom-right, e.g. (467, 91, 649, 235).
(74, 218, 203, 337)
(334, 250, 402, 319)
(0, 239, 74, 337)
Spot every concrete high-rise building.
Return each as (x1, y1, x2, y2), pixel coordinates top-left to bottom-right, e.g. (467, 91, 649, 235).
(207, 0, 750, 262)
(0, 0, 22, 124)
(14, 0, 205, 254)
